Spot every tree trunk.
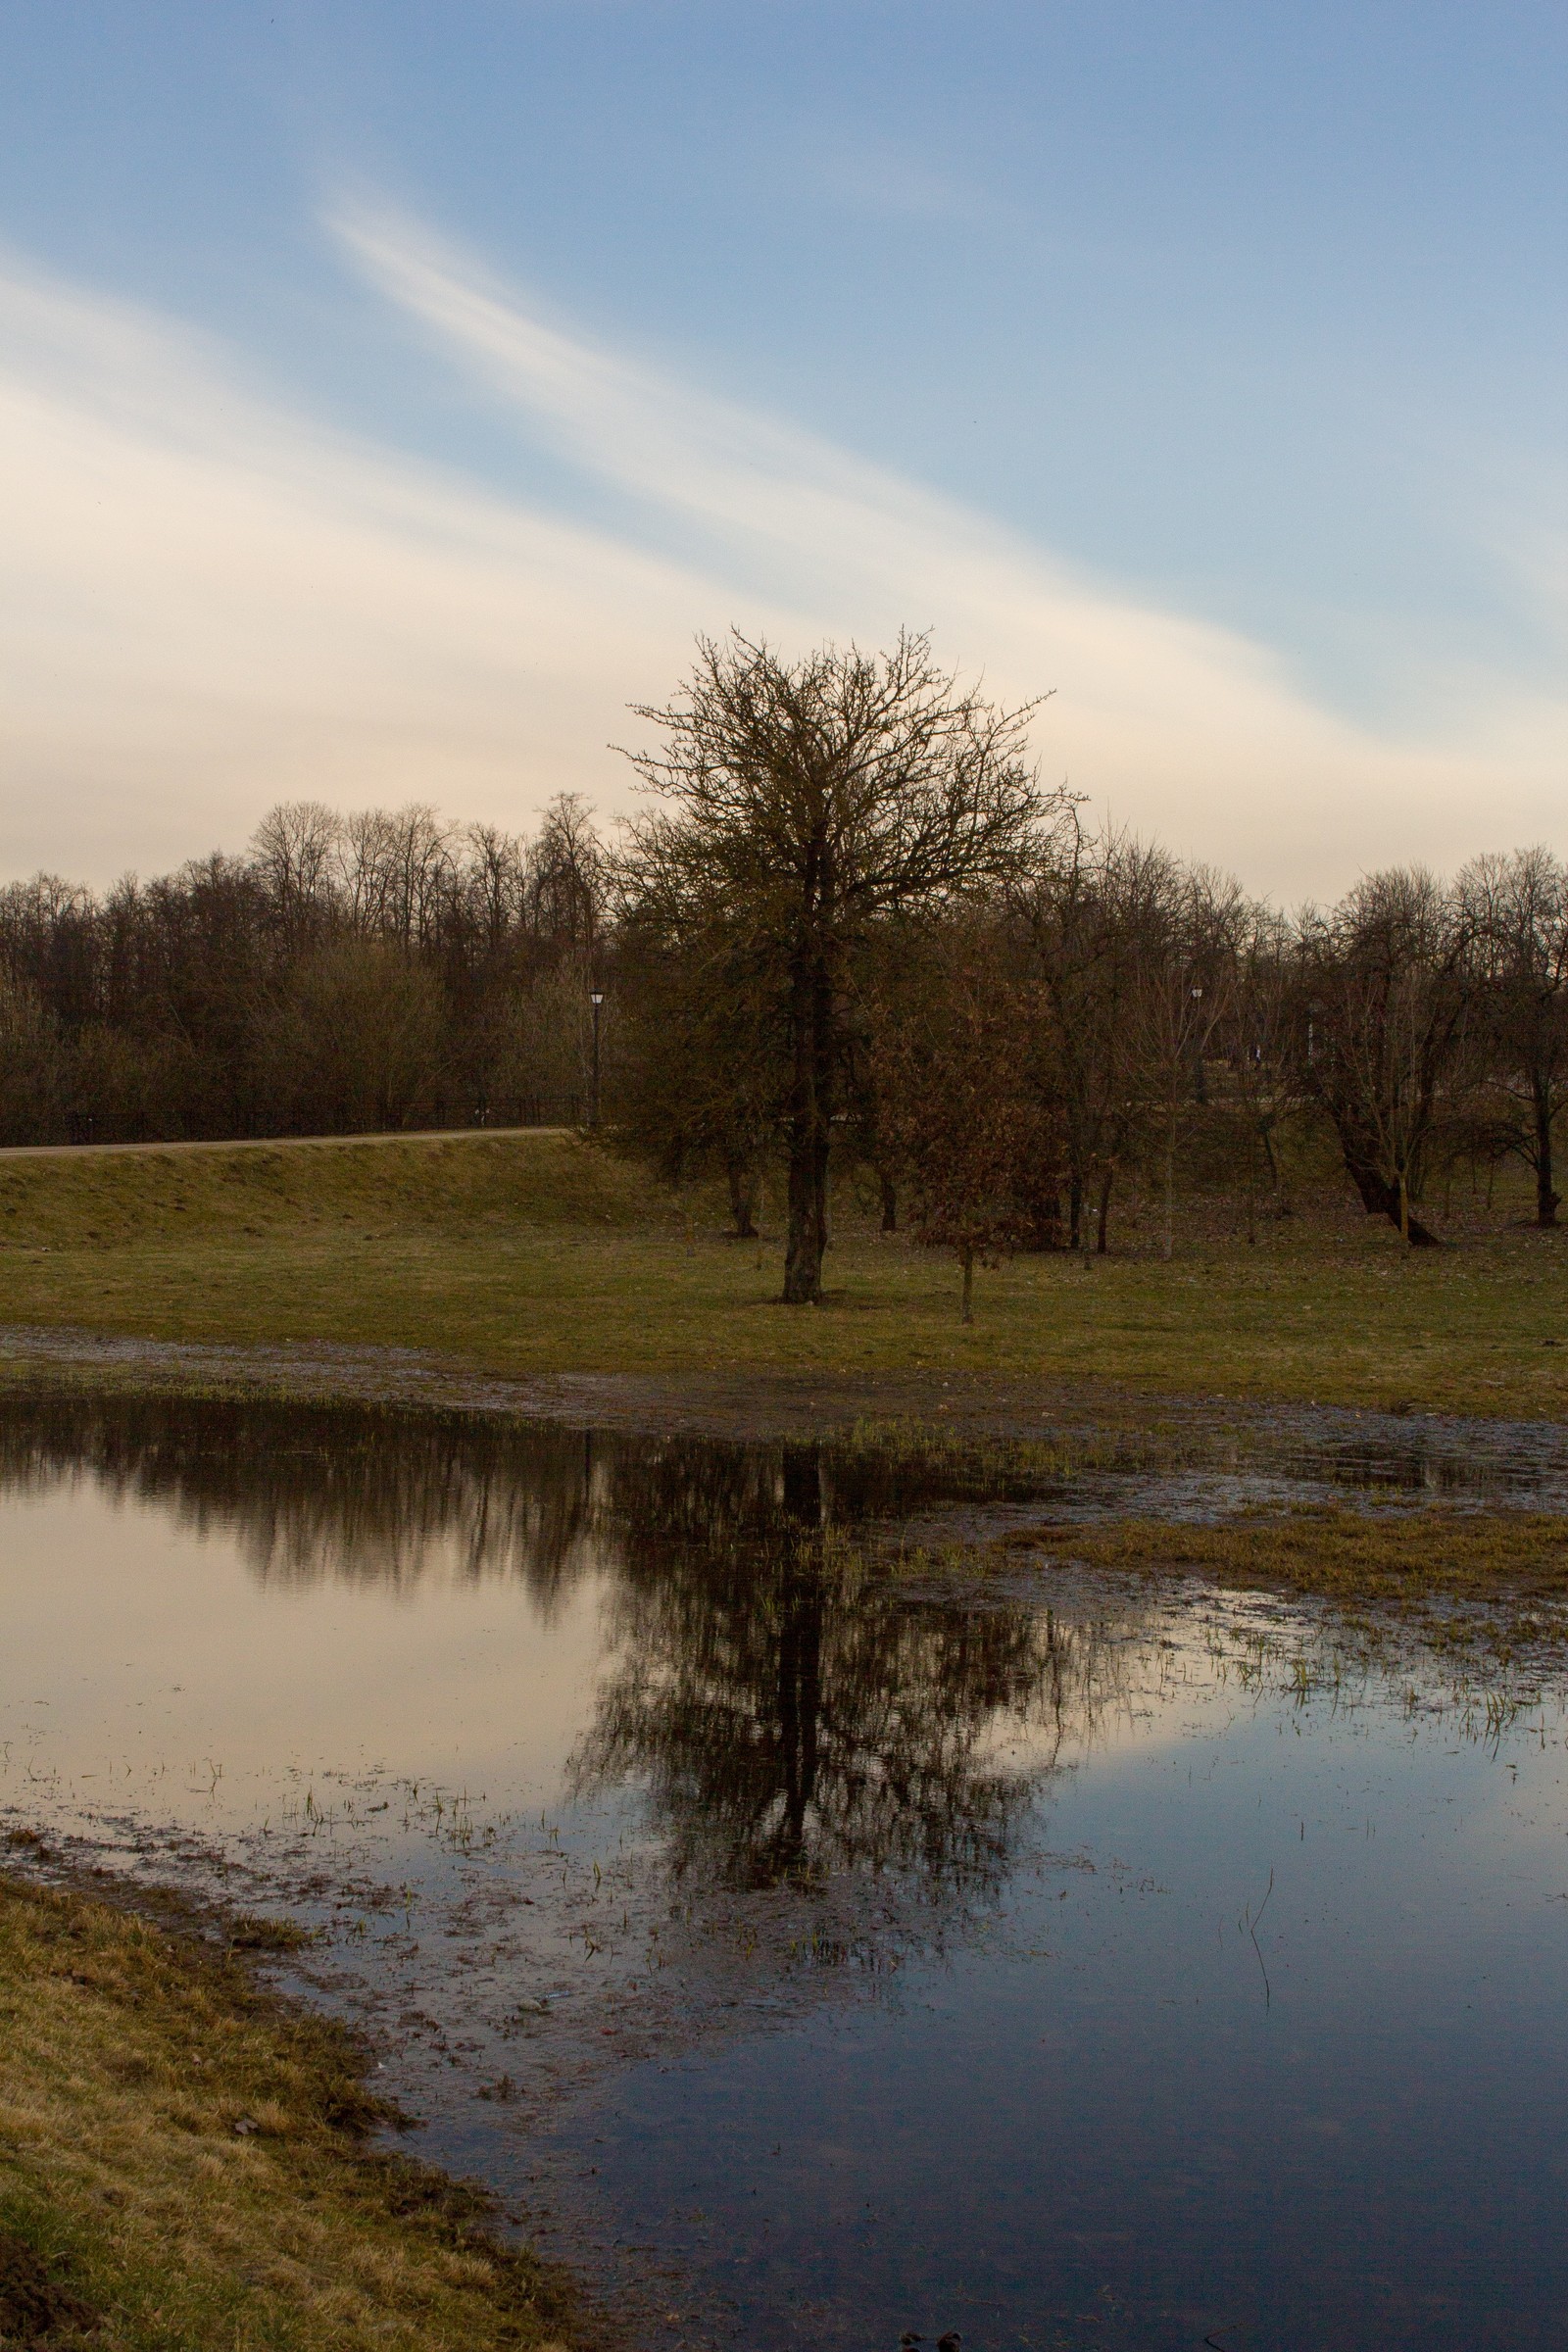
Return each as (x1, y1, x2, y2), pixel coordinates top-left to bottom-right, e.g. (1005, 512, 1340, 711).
(960, 1244, 974, 1324)
(1535, 1081, 1560, 1227)
(773, 1505, 823, 1881)
(1068, 1158, 1084, 1250)
(878, 1166, 898, 1233)
(1028, 1188, 1062, 1252)
(726, 1152, 758, 1239)
(1095, 1161, 1114, 1255)
(1343, 1153, 1444, 1247)
(783, 943, 832, 1303)
(784, 1137, 825, 1301)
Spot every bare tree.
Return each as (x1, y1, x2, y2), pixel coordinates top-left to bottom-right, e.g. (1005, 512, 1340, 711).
(1294, 868, 1474, 1247)
(527, 792, 605, 952)
(1219, 906, 1306, 1239)
(249, 803, 344, 941)
(612, 909, 778, 1227)
(618, 631, 1054, 1302)
(1010, 822, 1172, 1253)
(463, 822, 529, 954)
(338, 805, 455, 945)
(1130, 863, 1240, 1258)
(256, 939, 446, 1133)
(1458, 848, 1568, 1227)
(877, 923, 1045, 1321)
(0, 973, 66, 1145)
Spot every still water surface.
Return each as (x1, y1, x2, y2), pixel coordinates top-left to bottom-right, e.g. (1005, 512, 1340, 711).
(3, 1393, 1568, 2350)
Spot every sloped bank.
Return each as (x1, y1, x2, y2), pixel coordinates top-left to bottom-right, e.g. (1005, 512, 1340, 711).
(0, 1865, 578, 2352)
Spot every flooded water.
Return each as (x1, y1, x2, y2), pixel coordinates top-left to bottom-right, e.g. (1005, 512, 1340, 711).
(4, 1390, 1568, 2350)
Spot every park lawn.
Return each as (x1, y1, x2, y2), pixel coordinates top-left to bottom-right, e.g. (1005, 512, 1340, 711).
(0, 1131, 1563, 1418)
(0, 1868, 575, 2352)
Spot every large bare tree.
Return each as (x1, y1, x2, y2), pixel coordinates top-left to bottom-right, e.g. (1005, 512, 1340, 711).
(617, 631, 1054, 1302)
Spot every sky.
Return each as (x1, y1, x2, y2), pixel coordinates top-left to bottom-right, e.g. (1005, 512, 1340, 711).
(0, 1, 1563, 900)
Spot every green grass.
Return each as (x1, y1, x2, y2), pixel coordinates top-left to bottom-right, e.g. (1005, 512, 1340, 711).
(0, 1131, 649, 1247)
(0, 1867, 575, 2351)
(0, 1130, 1564, 1419)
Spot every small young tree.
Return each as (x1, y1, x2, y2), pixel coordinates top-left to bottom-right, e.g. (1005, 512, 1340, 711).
(876, 926, 1045, 1322)
(1010, 823, 1173, 1253)
(1129, 864, 1239, 1259)
(1219, 907, 1307, 1238)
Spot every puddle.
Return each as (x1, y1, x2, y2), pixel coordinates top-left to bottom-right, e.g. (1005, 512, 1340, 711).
(3, 1390, 1568, 2348)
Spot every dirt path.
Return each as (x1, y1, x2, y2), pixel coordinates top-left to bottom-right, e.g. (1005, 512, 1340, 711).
(5, 1318, 1568, 1494)
(0, 1127, 568, 1162)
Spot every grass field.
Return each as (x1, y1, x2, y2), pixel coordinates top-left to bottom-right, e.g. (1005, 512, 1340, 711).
(0, 1129, 1563, 1419)
(0, 1866, 574, 2351)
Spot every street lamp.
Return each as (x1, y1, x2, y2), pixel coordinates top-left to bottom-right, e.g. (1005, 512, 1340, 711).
(589, 991, 605, 1128)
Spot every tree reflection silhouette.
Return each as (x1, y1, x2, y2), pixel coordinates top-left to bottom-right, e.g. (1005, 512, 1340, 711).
(574, 1444, 1090, 1908)
(0, 1395, 1120, 1920)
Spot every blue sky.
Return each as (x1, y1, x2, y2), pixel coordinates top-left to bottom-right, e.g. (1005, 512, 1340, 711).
(1, 1, 1562, 894)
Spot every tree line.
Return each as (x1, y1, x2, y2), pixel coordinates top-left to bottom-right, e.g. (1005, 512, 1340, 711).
(0, 793, 606, 1146)
(3, 630, 1565, 1305)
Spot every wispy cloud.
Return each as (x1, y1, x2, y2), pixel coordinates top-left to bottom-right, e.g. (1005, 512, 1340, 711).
(1, 210, 1563, 893)
(0, 248, 747, 880)
(331, 202, 1568, 886)
(797, 129, 993, 224)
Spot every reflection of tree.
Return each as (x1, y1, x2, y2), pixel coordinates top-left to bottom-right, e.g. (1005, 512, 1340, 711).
(2, 1396, 1138, 1937)
(0, 1394, 612, 1606)
(573, 1446, 1102, 1908)
(0, 1395, 934, 1604)
(0, 1393, 1023, 1601)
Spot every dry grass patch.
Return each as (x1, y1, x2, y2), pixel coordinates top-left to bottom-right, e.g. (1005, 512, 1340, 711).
(0, 1870, 575, 2351)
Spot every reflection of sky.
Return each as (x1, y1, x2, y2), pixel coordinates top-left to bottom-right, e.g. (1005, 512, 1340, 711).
(579, 1693, 1568, 2351)
(0, 1484, 612, 1813)
(6, 1438, 1568, 2350)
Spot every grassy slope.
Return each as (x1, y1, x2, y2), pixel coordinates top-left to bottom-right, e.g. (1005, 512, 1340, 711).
(0, 1869, 574, 2351)
(0, 1131, 1563, 1418)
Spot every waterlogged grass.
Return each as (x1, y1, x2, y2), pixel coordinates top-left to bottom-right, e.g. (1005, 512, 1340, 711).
(0, 1132, 1563, 1418)
(0, 1867, 575, 2351)
(993, 1504, 1568, 1660)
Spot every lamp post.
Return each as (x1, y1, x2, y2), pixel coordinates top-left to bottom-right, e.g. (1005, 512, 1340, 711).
(589, 990, 605, 1129)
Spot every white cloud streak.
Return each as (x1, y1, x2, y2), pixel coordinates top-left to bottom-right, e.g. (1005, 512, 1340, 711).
(0, 253, 739, 881)
(1, 210, 1563, 894)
